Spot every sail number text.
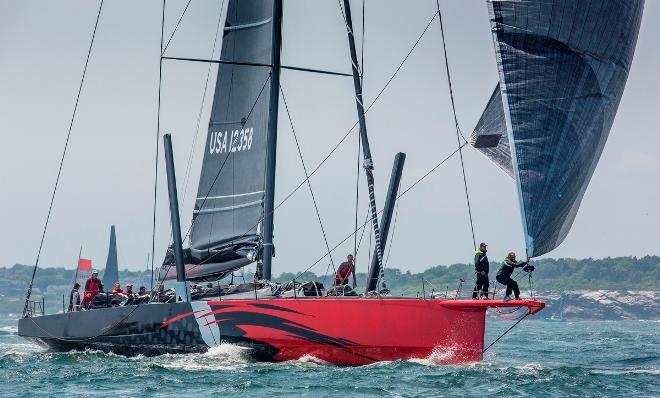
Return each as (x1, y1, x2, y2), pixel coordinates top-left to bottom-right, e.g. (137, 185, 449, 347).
(209, 128, 254, 154)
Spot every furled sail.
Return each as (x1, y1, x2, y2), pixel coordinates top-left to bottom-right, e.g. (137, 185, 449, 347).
(487, 0, 644, 257)
(469, 84, 513, 178)
(162, 0, 276, 281)
(101, 225, 119, 287)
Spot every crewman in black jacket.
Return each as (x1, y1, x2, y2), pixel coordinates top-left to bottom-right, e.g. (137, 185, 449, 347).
(496, 252, 532, 300)
(472, 242, 490, 299)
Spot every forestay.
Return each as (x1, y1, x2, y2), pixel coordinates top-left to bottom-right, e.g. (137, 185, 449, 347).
(483, 0, 644, 257)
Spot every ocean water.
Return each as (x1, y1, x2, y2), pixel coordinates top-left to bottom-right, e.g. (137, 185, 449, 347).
(0, 318, 657, 397)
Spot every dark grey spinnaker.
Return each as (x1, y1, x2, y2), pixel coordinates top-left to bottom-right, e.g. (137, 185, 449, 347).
(101, 225, 119, 287)
(469, 84, 513, 178)
(485, 0, 644, 257)
(162, 0, 276, 281)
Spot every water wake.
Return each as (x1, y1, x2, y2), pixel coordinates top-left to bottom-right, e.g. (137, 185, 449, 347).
(158, 343, 253, 371)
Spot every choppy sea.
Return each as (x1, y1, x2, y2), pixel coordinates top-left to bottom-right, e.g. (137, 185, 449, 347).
(0, 318, 657, 397)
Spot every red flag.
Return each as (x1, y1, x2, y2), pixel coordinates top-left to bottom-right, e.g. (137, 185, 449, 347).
(78, 258, 92, 271)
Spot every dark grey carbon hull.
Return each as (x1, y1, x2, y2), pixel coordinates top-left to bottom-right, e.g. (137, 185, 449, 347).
(18, 302, 208, 356)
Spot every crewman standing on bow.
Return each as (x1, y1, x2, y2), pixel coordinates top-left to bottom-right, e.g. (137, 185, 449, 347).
(496, 252, 533, 301)
(472, 242, 490, 299)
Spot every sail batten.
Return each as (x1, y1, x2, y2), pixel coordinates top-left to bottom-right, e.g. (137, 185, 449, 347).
(486, 0, 644, 257)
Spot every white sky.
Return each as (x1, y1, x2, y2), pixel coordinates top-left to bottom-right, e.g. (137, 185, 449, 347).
(0, 0, 658, 275)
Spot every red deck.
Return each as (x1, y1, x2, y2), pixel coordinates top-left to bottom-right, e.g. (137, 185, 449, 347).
(184, 297, 545, 365)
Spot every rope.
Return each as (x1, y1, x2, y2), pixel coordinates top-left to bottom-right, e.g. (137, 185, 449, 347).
(150, 0, 166, 294)
(23, 0, 104, 317)
(482, 312, 529, 354)
(435, 0, 476, 249)
(280, 84, 336, 273)
(161, 0, 193, 56)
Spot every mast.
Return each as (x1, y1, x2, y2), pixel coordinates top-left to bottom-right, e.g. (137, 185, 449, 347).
(163, 134, 189, 302)
(261, 0, 283, 281)
(366, 153, 405, 293)
(342, 0, 385, 288)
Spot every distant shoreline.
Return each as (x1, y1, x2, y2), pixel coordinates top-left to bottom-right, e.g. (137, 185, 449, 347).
(3, 256, 658, 320)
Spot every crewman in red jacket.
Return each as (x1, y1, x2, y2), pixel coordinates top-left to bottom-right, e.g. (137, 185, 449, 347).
(83, 270, 104, 308)
(335, 254, 356, 288)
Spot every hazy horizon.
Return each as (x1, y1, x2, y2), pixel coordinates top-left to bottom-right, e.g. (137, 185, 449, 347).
(1, 1, 658, 274)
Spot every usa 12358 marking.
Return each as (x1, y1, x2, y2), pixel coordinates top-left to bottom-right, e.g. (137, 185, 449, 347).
(209, 128, 254, 154)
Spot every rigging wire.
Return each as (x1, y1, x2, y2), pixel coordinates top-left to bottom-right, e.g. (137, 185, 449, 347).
(360, 0, 365, 77)
(435, 0, 476, 249)
(279, 84, 337, 274)
(22, 0, 105, 316)
(353, 0, 365, 266)
(188, 8, 441, 271)
(482, 312, 530, 354)
(355, 204, 370, 256)
(383, 192, 400, 269)
(180, 0, 226, 217)
(353, 130, 362, 260)
(161, 0, 193, 56)
(294, 143, 466, 280)
(150, 0, 166, 293)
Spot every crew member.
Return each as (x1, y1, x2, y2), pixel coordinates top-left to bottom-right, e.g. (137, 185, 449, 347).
(112, 282, 123, 294)
(68, 282, 81, 312)
(472, 242, 490, 299)
(124, 283, 136, 305)
(138, 286, 147, 296)
(496, 252, 532, 300)
(335, 254, 356, 288)
(83, 270, 104, 308)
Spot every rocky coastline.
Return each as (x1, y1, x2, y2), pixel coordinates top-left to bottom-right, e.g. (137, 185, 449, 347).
(518, 290, 660, 321)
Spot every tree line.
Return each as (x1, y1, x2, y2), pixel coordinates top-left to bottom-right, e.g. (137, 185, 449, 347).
(2, 255, 658, 297)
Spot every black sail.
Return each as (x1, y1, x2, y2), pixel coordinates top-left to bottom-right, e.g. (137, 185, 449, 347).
(469, 84, 513, 178)
(163, 0, 275, 281)
(487, 0, 644, 257)
(101, 225, 119, 287)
